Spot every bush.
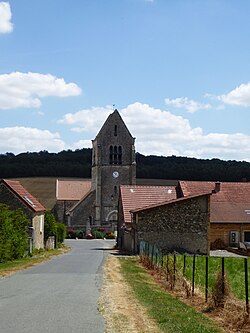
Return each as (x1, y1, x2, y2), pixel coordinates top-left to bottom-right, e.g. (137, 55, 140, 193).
(44, 211, 57, 242)
(93, 230, 105, 239)
(44, 211, 66, 246)
(56, 223, 66, 243)
(0, 204, 29, 262)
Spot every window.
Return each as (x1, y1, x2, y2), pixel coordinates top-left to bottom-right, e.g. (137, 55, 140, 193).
(244, 231, 250, 242)
(109, 146, 113, 164)
(114, 125, 117, 136)
(109, 145, 122, 164)
(114, 186, 117, 195)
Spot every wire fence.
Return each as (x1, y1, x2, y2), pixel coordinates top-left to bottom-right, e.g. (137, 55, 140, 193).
(139, 240, 250, 315)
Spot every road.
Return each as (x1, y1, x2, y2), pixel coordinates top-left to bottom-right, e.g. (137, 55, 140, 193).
(0, 239, 115, 333)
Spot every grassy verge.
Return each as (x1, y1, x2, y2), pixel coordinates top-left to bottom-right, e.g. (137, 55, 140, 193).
(0, 245, 70, 277)
(119, 257, 223, 333)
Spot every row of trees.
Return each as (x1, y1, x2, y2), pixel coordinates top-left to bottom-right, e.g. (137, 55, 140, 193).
(0, 205, 66, 263)
(1, 149, 250, 181)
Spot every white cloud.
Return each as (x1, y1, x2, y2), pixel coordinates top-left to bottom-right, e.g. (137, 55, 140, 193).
(165, 97, 211, 113)
(58, 105, 113, 132)
(0, 127, 66, 154)
(0, 72, 81, 110)
(60, 102, 250, 161)
(218, 82, 250, 107)
(0, 2, 13, 33)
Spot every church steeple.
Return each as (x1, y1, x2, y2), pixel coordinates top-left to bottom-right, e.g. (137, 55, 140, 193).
(91, 109, 136, 228)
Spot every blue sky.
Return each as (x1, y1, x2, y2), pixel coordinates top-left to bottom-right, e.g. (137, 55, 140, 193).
(1, 0, 250, 161)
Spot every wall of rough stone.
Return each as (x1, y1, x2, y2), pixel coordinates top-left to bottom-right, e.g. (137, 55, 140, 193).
(134, 195, 210, 255)
(67, 191, 95, 230)
(53, 200, 78, 225)
(0, 183, 44, 249)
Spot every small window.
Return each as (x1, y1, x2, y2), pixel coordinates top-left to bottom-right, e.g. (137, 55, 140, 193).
(114, 186, 117, 195)
(244, 231, 250, 242)
(114, 125, 117, 136)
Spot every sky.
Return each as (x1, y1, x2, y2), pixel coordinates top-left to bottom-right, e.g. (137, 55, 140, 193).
(1, 1, 250, 161)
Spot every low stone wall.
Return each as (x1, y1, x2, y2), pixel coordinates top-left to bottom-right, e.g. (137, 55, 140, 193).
(45, 236, 55, 250)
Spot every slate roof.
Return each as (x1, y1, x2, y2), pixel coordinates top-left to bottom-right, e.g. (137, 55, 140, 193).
(2, 179, 46, 212)
(120, 185, 177, 224)
(56, 179, 92, 200)
(179, 181, 250, 223)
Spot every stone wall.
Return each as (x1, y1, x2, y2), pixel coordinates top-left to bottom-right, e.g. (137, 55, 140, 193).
(0, 183, 33, 219)
(134, 195, 210, 255)
(53, 200, 78, 225)
(67, 191, 95, 230)
(0, 183, 44, 249)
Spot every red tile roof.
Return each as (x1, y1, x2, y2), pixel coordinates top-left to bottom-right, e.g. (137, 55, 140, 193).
(131, 193, 211, 214)
(2, 179, 45, 212)
(56, 180, 92, 200)
(179, 181, 250, 223)
(120, 185, 177, 224)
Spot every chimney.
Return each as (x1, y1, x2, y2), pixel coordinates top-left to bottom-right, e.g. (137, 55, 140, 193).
(213, 181, 221, 193)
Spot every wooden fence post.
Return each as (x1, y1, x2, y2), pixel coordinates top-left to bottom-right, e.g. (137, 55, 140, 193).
(173, 253, 176, 285)
(245, 258, 249, 315)
(221, 257, 225, 296)
(192, 254, 196, 296)
(205, 256, 209, 302)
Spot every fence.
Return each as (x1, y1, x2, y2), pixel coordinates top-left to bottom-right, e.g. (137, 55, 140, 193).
(139, 240, 250, 314)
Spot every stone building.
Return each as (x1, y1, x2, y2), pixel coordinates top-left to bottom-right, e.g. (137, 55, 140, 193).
(56, 109, 136, 231)
(131, 194, 211, 255)
(0, 179, 45, 249)
(179, 181, 250, 248)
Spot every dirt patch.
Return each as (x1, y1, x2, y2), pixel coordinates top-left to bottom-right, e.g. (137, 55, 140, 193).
(99, 255, 161, 333)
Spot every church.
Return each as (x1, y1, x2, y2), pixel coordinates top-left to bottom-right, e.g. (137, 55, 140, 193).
(53, 109, 136, 233)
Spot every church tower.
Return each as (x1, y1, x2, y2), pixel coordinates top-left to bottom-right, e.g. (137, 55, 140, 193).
(91, 109, 136, 229)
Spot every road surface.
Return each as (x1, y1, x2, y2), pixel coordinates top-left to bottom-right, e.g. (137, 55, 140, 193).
(0, 239, 115, 333)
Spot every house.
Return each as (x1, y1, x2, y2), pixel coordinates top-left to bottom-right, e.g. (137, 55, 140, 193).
(118, 184, 210, 254)
(118, 185, 177, 252)
(178, 181, 250, 248)
(0, 179, 45, 249)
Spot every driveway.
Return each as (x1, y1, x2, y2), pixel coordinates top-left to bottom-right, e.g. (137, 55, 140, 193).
(0, 239, 115, 333)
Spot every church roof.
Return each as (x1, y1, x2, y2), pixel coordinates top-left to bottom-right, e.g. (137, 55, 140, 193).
(56, 179, 92, 200)
(2, 179, 46, 212)
(94, 109, 134, 141)
(120, 185, 177, 224)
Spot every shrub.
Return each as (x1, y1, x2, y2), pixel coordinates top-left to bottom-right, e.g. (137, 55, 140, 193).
(56, 222, 66, 243)
(0, 204, 29, 262)
(44, 211, 57, 243)
(93, 230, 105, 239)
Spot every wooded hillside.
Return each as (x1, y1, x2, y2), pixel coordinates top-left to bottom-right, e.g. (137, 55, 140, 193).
(1, 149, 250, 181)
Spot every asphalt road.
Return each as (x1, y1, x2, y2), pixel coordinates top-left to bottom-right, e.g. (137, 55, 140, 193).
(0, 239, 115, 333)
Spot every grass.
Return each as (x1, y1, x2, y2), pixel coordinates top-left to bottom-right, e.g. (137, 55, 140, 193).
(119, 257, 223, 333)
(0, 246, 70, 277)
(174, 255, 250, 300)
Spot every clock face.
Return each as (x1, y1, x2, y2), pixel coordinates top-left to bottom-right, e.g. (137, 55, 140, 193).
(112, 171, 119, 178)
